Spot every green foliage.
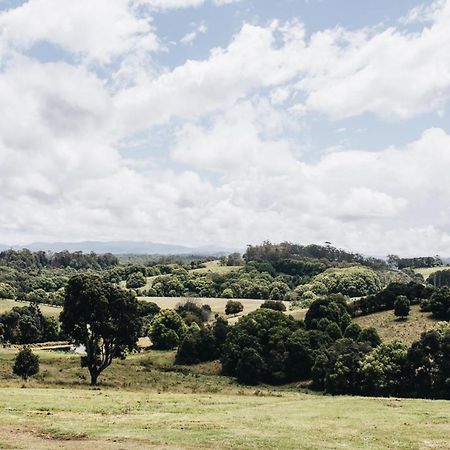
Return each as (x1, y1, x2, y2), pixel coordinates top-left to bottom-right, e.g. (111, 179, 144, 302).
(359, 341, 408, 396)
(427, 269, 450, 288)
(221, 309, 302, 384)
(304, 294, 352, 332)
(260, 300, 286, 312)
(176, 327, 218, 365)
(0, 303, 59, 344)
(394, 295, 410, 319)
(60, 273, 141, 385)
(126, 272, 146, 289)
(0, 283, 16, 299)
(357, 327, 381, 348)
(150, 309, 187, 350)
(312, 267, 382, 298)
(13, 346, 39, 380)
(351, 282, 433, 317)
(407, 326, 450, 399)
(225, 300, 244, 315)
(422, 287, 450, 320)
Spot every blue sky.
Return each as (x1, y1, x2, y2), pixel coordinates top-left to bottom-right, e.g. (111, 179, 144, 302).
(0, 0, 449, 256)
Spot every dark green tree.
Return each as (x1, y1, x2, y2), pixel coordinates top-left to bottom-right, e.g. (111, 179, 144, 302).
(225, 300, 244, 315)
(394, 295, 410, 320)
(60, 274, 141, 385)
(13, 346, 39, 381)
(150, 309, 187, 350)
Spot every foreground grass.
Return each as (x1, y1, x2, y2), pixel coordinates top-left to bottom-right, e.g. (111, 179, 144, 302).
(0, 387, 448, 449)
(0, 349, 449, 449)
(354, 305, 437, 345)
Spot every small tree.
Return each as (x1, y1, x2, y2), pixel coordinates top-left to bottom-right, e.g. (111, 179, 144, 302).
(13, 346, 39, 381)
(394, 295, 410, 320)
(225, 300, 244, 315)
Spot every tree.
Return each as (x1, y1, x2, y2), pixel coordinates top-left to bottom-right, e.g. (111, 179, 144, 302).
(60, 274, 141, 385)
(225, 300, 244, 315)
(394, 295, 410, 320)
(126, 272, 146, 289)
(424, 288, 450, 320)
(358, 327, 381, 348)
(150, 309, 187, 350)
(13, 346, 39, 381)
(359, 340, 408, 397)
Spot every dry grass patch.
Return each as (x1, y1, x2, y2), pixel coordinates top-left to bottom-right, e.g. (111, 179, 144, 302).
(354, 305, 437, 345)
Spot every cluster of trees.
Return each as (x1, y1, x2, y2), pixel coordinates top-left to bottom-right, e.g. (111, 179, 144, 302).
(387, 255, 443, 269)
(421, 287, 450, 320)
(349, 282, 433, 317)
(244, 241, 387, 270)
(0, 249, 118, 270)
(293, 266, 382, 303)
(0, 304, 59, 344)
(427, 269, 450, 288)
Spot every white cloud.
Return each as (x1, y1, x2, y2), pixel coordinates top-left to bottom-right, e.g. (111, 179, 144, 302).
(180, 23, 207, 45)
(138, 0, 240, 11)
(0, 0, 159, 63)
(1, 0, 450, 257)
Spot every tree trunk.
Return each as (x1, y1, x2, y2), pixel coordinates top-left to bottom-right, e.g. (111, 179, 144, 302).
(89, 368, 99, 386)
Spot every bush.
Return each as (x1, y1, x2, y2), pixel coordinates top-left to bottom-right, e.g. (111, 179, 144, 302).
(394, 295, 410, 319)
(0, 282, 16, 299)
(260, 300, 286, 312)
(13, 346, 39, 380)
(176, 327, 218, 365)
(424, 287, 450, 320)
(150, 310, 187, 349)
(359, 341, 408, 397)
(126, 272, 146, 289)
(225, 300, 244, 315)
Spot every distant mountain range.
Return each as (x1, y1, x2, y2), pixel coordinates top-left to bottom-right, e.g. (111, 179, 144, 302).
(0, 241, 241, 256)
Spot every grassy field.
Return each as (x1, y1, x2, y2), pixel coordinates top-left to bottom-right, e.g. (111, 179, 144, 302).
(0, 299, 62, 319)
(414, 266, 448, 279)
(0, 384, 448, 449)
(354, 305, 437, 345)
(191, 260, 242, 275)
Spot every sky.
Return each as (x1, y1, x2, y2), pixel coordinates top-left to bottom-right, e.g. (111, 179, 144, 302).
(0, 0, 450, 256)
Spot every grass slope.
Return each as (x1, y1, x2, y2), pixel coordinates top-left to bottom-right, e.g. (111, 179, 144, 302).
(354, 305, 437, 345)
(0, 299, 61, 319)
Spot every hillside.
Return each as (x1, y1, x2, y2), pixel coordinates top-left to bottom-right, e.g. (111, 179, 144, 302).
(354, 305, 437, 345)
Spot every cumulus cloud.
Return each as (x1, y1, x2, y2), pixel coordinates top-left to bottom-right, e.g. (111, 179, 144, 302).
(0, 0, 159, 63)
(1, 0, 450, 256)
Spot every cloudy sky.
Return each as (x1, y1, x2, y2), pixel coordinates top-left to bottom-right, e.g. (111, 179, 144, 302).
(0, 0, 449, 256)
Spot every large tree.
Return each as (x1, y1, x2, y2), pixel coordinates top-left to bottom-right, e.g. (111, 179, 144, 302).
(60, 274, 141, 385)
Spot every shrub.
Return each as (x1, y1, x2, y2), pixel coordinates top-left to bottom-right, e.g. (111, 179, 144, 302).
(304, 294, 351, 333)
(394, 295, 410, 319)
(260, 300, 286, 312)
(424, 287, 450, 320)
(126, 272, 146, 289)
(225, 300, 244, 315)
(13, 346, 39, 380)
(0, 282, 16, 299)
(150, 309, 187, 350)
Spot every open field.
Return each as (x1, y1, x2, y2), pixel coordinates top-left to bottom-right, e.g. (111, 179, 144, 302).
(0, 299, 62, 319)
(191, 260, 242, 275)
(139, 296, 283, 318)
(414, 266, 449, 279)
(354, 305, 437, 345)
(0, 385, 448, 449)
